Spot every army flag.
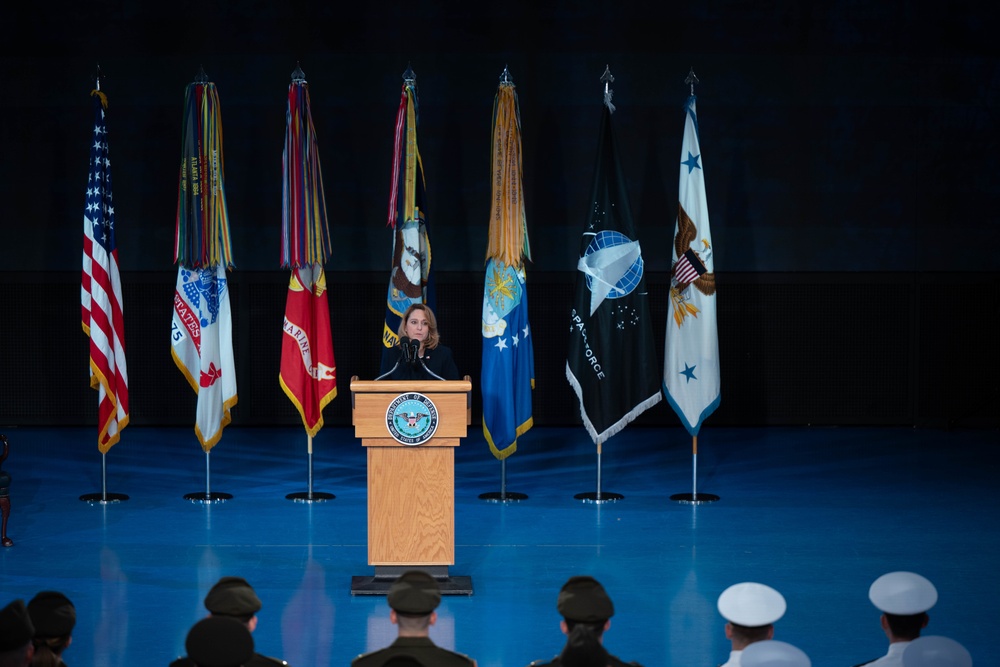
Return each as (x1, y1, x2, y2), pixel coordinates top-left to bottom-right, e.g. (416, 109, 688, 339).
(278, 73, 336, 436)
(81, 88, 129, 453)
(663, 94, 720, 435)
(567, 104, 662, 445)
(382, 71, 433, 350)
(171, 77, 237, 451)
(481, 78, 534, 460)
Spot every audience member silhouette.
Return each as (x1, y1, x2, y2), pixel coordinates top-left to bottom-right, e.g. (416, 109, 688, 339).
(0, 600, 34, 667)
(528, 575, 641, 667)
(351, 571, 477, 667)
(715, 582, 787, 667)
(853, 572, 938, 667)
(26, 593, 75, 667)
(170, 576, 289, 667)
(178, 616, 254, 667)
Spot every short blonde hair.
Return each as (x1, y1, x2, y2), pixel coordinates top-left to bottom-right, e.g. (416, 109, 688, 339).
(397, 304, 440, 350)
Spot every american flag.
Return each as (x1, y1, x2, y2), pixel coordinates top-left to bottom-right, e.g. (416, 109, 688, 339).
(81, 89, 129, 453)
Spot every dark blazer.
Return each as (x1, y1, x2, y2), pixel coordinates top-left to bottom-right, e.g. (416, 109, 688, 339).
(379, 344, 460, 381)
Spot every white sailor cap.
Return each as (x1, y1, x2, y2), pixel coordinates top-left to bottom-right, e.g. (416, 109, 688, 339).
(869, 572, 938, 615)
(741, 640, 811, 667)
(902, 636, 972, 667)
(717, 582, 787, 627)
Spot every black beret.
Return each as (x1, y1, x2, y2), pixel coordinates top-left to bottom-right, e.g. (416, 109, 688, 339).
(387, 571, 441, 615)
(557, 576, 615, 623)
(204, 577, 262, 617)
(185, 616, 254, 667)
(0, 599, 34, 652)
(27, 591, 76, 638)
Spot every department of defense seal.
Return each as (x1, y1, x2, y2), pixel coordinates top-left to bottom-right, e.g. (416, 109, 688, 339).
(386, 392, 439, 445)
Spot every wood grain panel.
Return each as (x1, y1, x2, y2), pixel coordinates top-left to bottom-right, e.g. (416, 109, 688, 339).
(367, 446, 454, 565)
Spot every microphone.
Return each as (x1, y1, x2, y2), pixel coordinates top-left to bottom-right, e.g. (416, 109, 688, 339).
(374, 337, 411, 381)
(406, 338, 420, 365)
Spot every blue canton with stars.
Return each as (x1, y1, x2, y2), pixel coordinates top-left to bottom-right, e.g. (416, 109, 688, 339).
(85, 97, 117, 254)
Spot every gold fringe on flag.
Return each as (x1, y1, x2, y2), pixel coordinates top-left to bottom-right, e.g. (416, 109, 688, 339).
(486, 82, 531, 267)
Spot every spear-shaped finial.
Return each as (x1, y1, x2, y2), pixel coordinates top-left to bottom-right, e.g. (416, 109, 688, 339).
(601, 65, 616, 113)
(685, 67, 700, 96)
(192, 65, 210, 84)
(500, 65, 513, 85)
(402, 63, 416, 86)
(291, 62, 307, 83)
(93, 64, 104, 91)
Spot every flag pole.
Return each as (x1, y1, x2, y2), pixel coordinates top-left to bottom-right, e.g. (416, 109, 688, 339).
(670, 435, 719, 504)
(573, 66, 628, 505)
(79, 66, 129, 505)
(279, 64, 335, 503)
(184, 450, 232, 503)
(479, 65, 531, 504)
(287, 433, 334, 502)
(575, 440, 624, 504)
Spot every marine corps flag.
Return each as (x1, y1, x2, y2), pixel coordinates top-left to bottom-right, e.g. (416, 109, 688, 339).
(481, 75, 534, 460)
(663, 93, 720, 435)
(170, 75, 237, 451)
(81, 86, 129, 453)
(567, 99, 662, 445)
(278, 70, 336, 437)
(383, 68, 433, 350)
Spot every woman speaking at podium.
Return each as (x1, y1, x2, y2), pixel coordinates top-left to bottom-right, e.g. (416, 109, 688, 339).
(378, 304, 461, 381)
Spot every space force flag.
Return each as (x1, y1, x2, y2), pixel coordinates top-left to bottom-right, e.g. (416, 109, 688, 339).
(566, 101, 662, 445)
(663, 94, 720, 435)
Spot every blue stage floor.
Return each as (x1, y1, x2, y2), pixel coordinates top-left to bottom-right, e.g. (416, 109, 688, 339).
(1, 425, 997, 666)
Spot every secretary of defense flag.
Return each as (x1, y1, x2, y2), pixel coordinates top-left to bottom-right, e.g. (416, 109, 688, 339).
(663, 94, 720, 435)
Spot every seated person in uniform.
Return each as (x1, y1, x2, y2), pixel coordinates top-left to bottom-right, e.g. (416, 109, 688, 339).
(170, 576, 289, 667)
(853, 571, 937, 667)
(352, 571, 476, 667)
(379, 305, 460, 381)
(715, 582, 787, 667)
(528, 575, 641, 667)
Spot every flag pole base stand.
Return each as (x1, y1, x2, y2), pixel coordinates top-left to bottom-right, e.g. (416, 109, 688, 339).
(183, 492, 232, 504)
(478, 491, 528, 503)
(670, 492, 720, 505)
(574, 492, 623, 504)
(79, 493, 129, 504)
(351, 566, 473, 596)
(285, 492, 334, 503)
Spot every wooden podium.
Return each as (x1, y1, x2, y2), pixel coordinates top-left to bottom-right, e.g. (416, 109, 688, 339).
(349, 377, 473, 595)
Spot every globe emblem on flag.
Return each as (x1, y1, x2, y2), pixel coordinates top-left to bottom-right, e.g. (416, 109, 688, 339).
(386, 392, 439, 445)
(583, 230, 644, 299)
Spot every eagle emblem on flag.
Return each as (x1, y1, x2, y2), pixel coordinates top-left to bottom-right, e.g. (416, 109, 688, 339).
(669, 203, 716, 328)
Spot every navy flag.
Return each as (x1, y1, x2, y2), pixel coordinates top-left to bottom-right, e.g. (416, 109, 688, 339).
(383, 72, 434, 350)
(566, 104, 662, 444)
